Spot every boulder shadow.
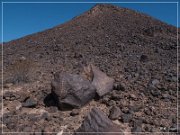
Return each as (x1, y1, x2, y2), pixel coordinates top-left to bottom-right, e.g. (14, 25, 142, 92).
(43, 93, 58, 107)
(43, 93, 75, 111)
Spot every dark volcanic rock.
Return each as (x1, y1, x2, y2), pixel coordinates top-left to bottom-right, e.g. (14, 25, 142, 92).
(151, 79, 160, 88)
(131, 126, 142, 132)
(113, 82, 125, 91)
(75, 108, 124, 135)
(150, 89, 161, 97)
(3, 91, 20, 101)
(51, 72, 96, 110)
(91, 65, 114, 97)
(22, 97, 37, 108)
(70, 109, 80, 116)
(109, 106, 121, 120)
(121, 113, 133, 123)
(140, 54, 148, 62)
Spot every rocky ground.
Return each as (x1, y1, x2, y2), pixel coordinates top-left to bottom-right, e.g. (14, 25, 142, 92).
(1, 4, 179, 135)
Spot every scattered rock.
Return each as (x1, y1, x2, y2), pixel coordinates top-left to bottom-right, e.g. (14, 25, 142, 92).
(41, 112, 49, 120)
(121, 113, 133, 123)
(107, 100, 116, 106)
(144, 124, 153, 132)
(70, 109, 79, 116)
(129, 105, 142, 112)
(144, 108, 151, 116)
(133, 118, 143, 127)
(162, 93, 170, 100)
(140, 55, 148, 62)
(129, 94, 137, 100)
(113, 82, 125, 91)
(150, 89, 161, 97)
(100, 97, 109, 104)
(91, 65, 114, 97)
(169, 124, 178, 132)
(22, 97, 37, 108)
(109, 106, 121, 120)
(3, 91, 20, 101)
(151, 79, 160, 87)
(46, 106, 58, 113)
(4, 83, 13, 88)
(5, 100, 22, 111)
(75, 108, 124, 135)
(51, 72, 96, 110)
(171, 76, 177, 82)
(131, 126, 142, 132)
(23, 126, 32, 132)
(153, 119, 160, 126)
(111, 91, 121, 100)
(121, 107, 129, 114)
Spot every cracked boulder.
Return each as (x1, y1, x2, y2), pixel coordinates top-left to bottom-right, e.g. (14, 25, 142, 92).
(75, 108, 124, 135)
(83, 64, 114, 97)
(51, 72, 96, 110)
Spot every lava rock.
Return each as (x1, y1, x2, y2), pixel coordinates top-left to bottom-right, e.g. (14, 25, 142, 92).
(4, 83, 13, 88)
(140, 54, 148, 62)
(41, 112, 49, 120)
(169, 124, 178, 132)
(70, 109, 79, 116)
(121, 107, 130, 114)
(75, 108, 124, 135)
(113, 82, 125, 91)
(131, 126, 142, 132)
(91, 65, 114, 97)
(129, 94, 137, 100)
(3, 91, 20, 101)
(100, 97, 109, 105)
(111, 91, 121, 100)
(150, 89, 161, 97)
(46, 106, 58, 113)
(162, 93, 170, 100)
(129, 105, 142, 112)
(23, 126, 32, 132)
(121, 113, 133, 123)
(51, 72, 96, 110)
(109, 106, 121, 120)
(151, 79, 160, 87)
(22, 97, 37, 108)
(144, 108, 152, 116)
(107, 100, 116, 106)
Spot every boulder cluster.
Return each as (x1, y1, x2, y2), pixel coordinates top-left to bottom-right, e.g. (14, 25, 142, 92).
(50, 64, 121, 134)
(51, 64, 114, 110)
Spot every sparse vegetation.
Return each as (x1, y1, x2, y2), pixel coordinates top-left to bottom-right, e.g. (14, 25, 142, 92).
(4, 58, 36, 84)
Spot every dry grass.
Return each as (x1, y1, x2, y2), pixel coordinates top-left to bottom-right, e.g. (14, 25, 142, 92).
(4, 58, 36, 84)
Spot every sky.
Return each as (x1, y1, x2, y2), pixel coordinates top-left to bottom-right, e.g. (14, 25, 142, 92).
(0, 0, 179, 42)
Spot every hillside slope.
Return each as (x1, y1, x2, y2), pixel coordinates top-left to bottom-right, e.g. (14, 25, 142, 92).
(2, 4, 178, 133)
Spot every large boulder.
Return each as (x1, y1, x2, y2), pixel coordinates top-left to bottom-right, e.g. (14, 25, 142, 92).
(51, 72, 96, 110)
(91, 65, 114, 97)
(75, 108, 124, 135)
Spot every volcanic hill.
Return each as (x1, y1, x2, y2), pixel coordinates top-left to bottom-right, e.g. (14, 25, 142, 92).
(1, 4, 178, 134)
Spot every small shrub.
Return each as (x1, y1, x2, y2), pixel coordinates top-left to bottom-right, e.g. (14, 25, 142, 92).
(4, 58, 36, 84)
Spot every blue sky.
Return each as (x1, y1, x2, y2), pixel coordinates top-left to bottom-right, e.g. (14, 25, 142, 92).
(0, 0, 179, 42)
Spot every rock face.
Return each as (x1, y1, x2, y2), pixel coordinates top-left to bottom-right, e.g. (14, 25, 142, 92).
(51, 72, 96, 110)
(91, 65, 114, 97)
(75, 108, 124, 135)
